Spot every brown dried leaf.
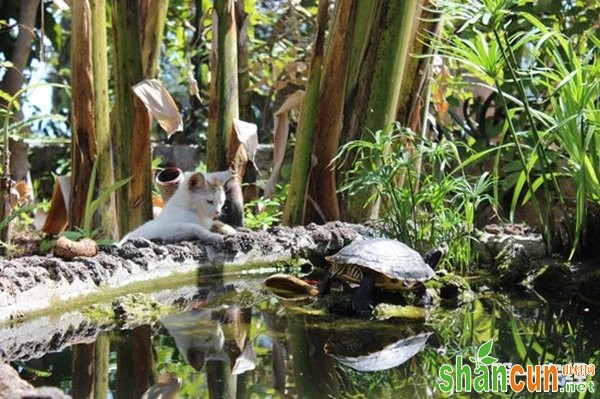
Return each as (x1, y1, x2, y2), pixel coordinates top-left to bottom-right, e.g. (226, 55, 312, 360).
(53, 236, 98, 260)
(15, 180, 33, 205)
(275, 90, 304, 115)
(41, 175, 71, 235)
(52, 0, 70, 10)
(187, 62, 201, 102)
(264, 90, 305, 198)
(132, 79, 183, 137)
(232, 345, 256, 375)
(233, 119, 258, 165)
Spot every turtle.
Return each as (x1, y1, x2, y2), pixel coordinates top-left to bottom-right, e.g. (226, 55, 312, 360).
(319, 238, 446, 317)
(325, 329, 433, 372)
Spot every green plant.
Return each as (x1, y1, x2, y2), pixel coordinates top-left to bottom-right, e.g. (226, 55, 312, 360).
(431, 0, 600, 257)
(336, 124, 494, 272)
(244, 183, 287, 229)
(62, 159, 131, 242)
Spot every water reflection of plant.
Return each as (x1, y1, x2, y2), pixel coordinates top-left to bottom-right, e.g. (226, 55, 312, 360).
(425, 296, 600, 398)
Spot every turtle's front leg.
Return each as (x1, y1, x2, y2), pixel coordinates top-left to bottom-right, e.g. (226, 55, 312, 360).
(318, 273, 333, 298)
(351, 275, 375, 318)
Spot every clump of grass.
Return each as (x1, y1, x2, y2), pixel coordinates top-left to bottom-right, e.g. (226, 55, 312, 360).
(336, 124, 494, 273)
(431, 0, 600, 258)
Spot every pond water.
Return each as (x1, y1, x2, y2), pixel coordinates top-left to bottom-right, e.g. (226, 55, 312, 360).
(9, 271, 600, 398)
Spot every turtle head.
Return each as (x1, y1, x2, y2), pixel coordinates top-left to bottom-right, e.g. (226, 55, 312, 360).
(422, 242, 448, 269)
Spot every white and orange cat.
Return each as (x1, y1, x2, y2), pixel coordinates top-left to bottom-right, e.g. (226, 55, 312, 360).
(120, 171, 237, 244)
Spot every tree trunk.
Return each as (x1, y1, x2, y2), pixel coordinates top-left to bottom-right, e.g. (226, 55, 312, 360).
(72, 343, 96, 399)
(235, 0, 252, 123)
(207, 0, 239, 171)
(112, 0, 152, 236)
(281, 0, 328, 226)
(91, 0, 117, 239)
(70, 0, 97, 230)
(342, 0, 419, 222)
(140, 0, 169, 79)
(0, 0, 40, 104)
(396, 0, 441, 130)
(303, 0, 355, 224)
(116, 326, 156, 398)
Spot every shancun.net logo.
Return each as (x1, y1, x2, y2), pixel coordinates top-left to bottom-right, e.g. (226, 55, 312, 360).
(438, 339, 596, 394)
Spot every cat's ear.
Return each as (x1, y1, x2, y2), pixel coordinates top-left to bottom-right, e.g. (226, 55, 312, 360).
(188, 173, 206, 191)
(209, 169, 234, 185)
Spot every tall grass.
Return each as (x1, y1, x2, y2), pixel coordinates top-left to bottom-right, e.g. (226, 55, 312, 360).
(432, 0, 600, 257)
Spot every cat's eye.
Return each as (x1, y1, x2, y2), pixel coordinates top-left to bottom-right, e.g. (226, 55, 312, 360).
(206, 199, 214, 205)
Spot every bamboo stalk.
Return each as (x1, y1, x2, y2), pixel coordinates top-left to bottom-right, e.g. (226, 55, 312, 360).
(94, 333, 110, 399)
(70, 0, 98, 230)
(396, 0, 441, 128)
(304, 0, 355, 224)
(112, 0, 151, 236)
(344, 1, 375, 106)
(91, 0, 117, 239)
(141, 0, 169, 78)
(343, 0, 419, 222)
(235, 0, 252, 123)
(281, 0, 328, 226)
(208, 0, 239, 171)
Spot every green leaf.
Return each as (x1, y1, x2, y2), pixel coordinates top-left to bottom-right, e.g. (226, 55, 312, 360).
(87, 176, 132, 231)
(480, 356, 498, 365)
(477, 339, 494, 358)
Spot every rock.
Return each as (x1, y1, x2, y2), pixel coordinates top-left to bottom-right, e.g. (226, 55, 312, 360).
(0, 363, 70, 399)
(0, 222, 376, 322)
(53, 236, 98, 260)
(474, 224, 545, 263)
(527, 261, 575, 302)
(495, 243, 531, 287)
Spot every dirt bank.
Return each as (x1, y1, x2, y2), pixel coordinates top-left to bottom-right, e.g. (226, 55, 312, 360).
(0, 222, 375, 322)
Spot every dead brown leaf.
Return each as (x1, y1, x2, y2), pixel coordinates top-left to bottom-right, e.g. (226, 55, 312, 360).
(264, 90, 304, 198)
(41, 175, 71, 235)
(228, 119, 258, 177)
(52, 0, 70, 10)
(132, 79, 183, 137)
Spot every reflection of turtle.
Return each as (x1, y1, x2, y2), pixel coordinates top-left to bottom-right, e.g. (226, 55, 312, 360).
(319, 238, 445, 316)
(325, 328, 432, 372)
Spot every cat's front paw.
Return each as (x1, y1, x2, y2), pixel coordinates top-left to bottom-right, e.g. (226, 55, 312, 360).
(211, 221, 237, 236)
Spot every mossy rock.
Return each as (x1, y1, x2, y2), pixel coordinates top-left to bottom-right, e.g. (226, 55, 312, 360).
(425, 271, 474, 305)
(577, 270, 600, 306)
(529, 262, 574, 301)
(494, 243, 531, 287)
(82, 293, 171, 327)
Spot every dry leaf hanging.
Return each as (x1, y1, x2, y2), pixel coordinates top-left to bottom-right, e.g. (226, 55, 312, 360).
(264, 90, 305, 198)
(132, 79, 183, 137)
(229, 119, 258, 178)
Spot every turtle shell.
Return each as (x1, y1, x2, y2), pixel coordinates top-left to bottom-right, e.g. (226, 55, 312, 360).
(326, 238, 435, 290)
(325, 330, 433, 372)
